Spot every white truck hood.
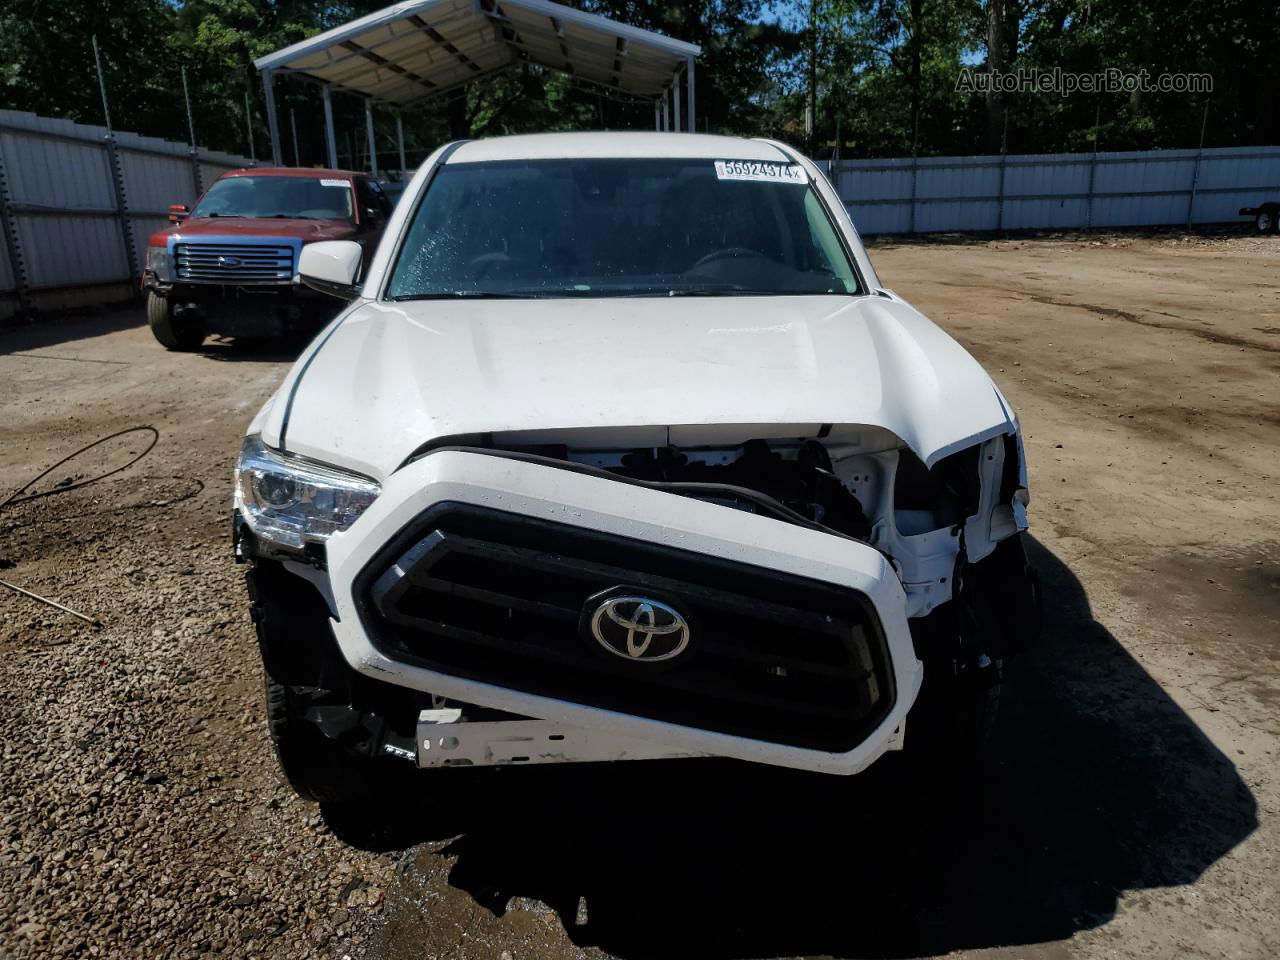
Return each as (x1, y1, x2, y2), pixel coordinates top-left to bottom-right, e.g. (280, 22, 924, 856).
(264, 294, 1013, 480)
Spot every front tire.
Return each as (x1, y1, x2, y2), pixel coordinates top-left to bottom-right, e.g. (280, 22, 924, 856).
(904, 658, 1001, 769)
(1256, 208, 1278, 235)
(146, 292, 204, 351)
(902, 533, 1040, 769)
(248, 562, 408, 805)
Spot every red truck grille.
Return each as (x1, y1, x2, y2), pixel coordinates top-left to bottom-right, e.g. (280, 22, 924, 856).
(174, 243, 295, 283)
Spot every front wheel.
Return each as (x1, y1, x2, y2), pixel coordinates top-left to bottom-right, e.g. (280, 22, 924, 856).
(262, 671, 384, 806)
(903, 658, 1001, 769)
(1256, 208, 1278, 235)
(248, 562, 412, 805)
(901, 533, 1040, 770)
(146, 292, 204, 350)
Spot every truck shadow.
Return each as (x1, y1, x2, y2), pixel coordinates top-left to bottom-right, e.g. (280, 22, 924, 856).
(0, 304, 313, 363)
(328, 536, 1258, 959)
(0, 302, 142, 354)
(197, 335, 308, 363)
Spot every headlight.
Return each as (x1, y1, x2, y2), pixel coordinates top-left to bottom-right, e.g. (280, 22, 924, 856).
(145, 245, 173, 281)
(234, 436, 379, 550)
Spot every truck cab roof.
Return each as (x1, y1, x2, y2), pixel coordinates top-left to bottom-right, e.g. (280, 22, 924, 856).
(445, 132, 794, 165)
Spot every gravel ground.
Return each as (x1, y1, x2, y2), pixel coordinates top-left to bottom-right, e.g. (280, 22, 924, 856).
(1, 231, 1277, 960)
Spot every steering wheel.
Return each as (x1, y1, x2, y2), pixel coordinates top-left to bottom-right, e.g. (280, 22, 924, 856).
(689, 247, 763, 270)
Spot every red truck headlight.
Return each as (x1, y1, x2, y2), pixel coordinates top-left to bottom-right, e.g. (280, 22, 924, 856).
(145, 245, 173, 282)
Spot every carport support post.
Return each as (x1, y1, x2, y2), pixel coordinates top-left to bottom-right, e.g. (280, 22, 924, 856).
(686, 57, 696, 132)
(396, 111, 407, 178)
(653, 100, 660, 131)
(364, 99, 378, 177)
(262, 69, 283, 166)
(672, 77, 681, 132)
(661, 97, 668, 131)
(322, 85, 338, 169)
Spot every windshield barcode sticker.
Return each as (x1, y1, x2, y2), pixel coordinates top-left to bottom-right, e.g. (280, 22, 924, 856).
(714, 160, 807, 184)
(320, 178, 348, 187)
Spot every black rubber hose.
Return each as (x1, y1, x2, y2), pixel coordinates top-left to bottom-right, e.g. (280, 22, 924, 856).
(0, 426, 159, 511)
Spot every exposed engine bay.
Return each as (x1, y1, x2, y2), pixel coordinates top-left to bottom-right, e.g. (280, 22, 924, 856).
(545, 432, 1039, 670)
(446, 429, 1030, 625)
(598, 434, 1033, 700)
(593, 439, 875, 541)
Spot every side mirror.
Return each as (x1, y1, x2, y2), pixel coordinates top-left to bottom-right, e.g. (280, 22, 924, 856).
(168, 204, 189, 224)
(298, 240, 363, 300)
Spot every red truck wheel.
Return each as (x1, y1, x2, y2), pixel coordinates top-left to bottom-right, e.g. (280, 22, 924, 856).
(147, 292, 205, 351)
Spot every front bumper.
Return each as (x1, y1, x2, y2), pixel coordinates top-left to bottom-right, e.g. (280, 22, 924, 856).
(324, 450, 922, 776)
(145, 276, 336, 337)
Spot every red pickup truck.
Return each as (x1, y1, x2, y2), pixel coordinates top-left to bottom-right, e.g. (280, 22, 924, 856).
(142, 168, 392, 349)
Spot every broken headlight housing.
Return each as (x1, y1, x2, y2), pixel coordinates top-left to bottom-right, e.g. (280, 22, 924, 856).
(145, 245, 173, 282)
(234, 436, 379, 550)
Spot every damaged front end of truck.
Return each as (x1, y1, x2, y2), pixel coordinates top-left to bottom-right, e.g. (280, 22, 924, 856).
(236, 414, 1039, 796)
(232, 132, 1041, 805)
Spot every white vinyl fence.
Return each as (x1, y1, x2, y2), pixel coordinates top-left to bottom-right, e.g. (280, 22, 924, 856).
(831, 145, 1280, 235)
(0, 110, 254, 319)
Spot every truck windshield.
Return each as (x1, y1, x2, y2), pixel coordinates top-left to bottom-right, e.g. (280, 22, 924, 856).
(386, 158, 860, 299)
(190, 176, 354, 221)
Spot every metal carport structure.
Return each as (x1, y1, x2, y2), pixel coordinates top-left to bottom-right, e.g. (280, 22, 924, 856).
(253, 0, 701, 173)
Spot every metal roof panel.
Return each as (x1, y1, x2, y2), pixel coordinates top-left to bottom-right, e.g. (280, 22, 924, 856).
(255, 0, 697, 104)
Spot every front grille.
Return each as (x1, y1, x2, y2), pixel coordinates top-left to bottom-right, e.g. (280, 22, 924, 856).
(174, 242, 294, 282)
(354, 503, 894, 753)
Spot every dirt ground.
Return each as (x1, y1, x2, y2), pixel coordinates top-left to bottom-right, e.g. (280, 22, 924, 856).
(1, 231, 1276, 960)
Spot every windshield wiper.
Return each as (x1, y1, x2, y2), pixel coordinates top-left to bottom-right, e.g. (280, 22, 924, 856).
(409, 287, 713, 299)
(665, 289, 747, 297)
(668, 287, 852, 297)
(390, 291, 543, 301)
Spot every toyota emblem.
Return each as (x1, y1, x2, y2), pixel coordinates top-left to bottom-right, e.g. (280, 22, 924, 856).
(588, 595, 691, 662)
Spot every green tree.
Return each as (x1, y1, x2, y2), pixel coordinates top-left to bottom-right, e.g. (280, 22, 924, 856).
(815, 0, 979, 157)
(1007, 0, 1277, 152)
(0, 0, 183, 135)
(168, 1, 391, 159)
(581, 1, 791, 135)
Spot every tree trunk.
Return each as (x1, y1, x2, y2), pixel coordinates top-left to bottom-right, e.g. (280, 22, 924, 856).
(806, 0, 818, 152)
(447, 89, 469, 140)
(986, 0, 1007, 152)
(910, 0, 923, 154)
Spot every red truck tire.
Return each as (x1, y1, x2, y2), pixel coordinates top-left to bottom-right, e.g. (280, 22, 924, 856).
(147, 292, 205, 351)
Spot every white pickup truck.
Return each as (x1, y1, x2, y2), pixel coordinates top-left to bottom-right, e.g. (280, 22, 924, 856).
(233, 132, 1040, 805)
